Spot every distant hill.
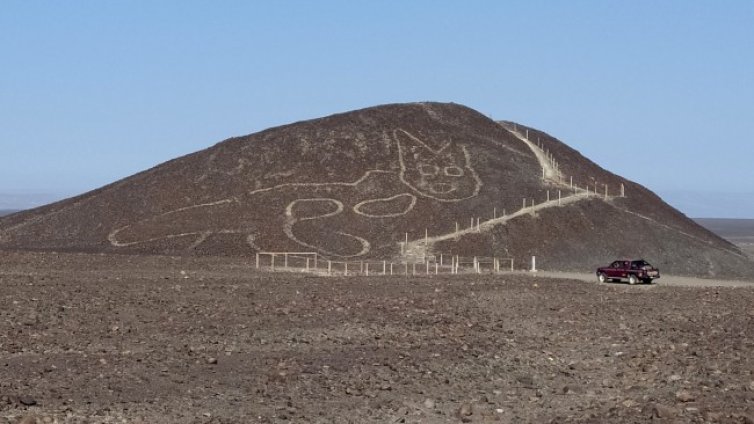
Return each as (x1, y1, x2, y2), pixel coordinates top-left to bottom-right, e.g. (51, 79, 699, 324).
(695, 218, 754, 260)
(0, 210, 20, 217)
(1, 102, 752, 277)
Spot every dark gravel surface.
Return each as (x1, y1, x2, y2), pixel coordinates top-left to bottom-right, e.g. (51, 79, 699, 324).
(1, 251, 753, 423)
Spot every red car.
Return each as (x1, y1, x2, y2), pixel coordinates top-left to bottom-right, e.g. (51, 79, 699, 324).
(596, 259, 660, 285)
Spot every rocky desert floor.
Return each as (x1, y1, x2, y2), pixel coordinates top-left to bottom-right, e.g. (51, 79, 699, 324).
(1, 251, 753, 423)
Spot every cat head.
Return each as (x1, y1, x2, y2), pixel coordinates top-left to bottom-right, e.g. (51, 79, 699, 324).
(394, 129, 482, 202)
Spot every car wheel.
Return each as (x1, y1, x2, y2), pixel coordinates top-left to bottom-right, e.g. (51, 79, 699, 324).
(598, 273, 607, 283)
(628, 274, 638, 285)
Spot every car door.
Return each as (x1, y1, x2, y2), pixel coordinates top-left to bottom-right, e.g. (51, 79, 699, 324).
(619, 261, 631, 279)
(606, 261, 621, 278)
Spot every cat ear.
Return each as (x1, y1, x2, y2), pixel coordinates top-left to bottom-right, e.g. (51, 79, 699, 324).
(394, 129, 449, 156)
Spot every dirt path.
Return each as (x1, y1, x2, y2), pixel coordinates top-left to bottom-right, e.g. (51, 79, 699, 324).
(404, 192, 591, 257)
(523, 270, 754, 288)
(402, 123, 605, 258)
(500, 123, 562, 182)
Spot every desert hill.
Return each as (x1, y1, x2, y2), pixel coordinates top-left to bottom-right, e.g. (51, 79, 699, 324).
(0, 102, 751, 277)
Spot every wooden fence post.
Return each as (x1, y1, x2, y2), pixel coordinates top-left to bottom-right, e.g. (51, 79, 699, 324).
(328, 260, 332, 275)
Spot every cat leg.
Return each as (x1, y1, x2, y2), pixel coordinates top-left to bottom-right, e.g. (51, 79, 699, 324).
(284, 197, 370, 257)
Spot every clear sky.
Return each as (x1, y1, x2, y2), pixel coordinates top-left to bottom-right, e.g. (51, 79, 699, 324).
(2, 1, 753, 217)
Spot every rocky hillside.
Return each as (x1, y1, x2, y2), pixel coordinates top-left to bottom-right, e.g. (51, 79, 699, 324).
(0, 102, 751, 277)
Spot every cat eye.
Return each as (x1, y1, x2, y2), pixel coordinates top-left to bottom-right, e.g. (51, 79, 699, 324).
(418, 164, 439, 176)
(444, 166, 464, 177)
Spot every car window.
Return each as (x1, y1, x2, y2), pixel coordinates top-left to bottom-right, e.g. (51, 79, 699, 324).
(632, 260, 650, 268)
(611, 261, 621, 268)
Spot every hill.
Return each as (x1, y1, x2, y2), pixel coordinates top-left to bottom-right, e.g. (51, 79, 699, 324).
(0, 209, 20, 217)
(0, 102, 751, 277)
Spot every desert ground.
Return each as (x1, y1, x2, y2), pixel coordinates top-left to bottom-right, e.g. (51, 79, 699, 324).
(1, 251, 753, 424)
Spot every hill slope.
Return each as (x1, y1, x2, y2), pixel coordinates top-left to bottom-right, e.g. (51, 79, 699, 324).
(0, 102, 751, 277)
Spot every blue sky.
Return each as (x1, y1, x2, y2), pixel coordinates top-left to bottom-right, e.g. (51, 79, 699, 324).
(1, 1, 753, 217)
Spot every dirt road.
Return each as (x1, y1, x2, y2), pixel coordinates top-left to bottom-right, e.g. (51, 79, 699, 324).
(525, 271, 754, 288)
(1, 251, 753, 423)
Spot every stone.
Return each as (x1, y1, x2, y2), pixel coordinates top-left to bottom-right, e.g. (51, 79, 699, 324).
(704, 411, 723, 422)
(17, 416, 38, 424)
(458, 403, 473, 417)
(18, 396, 37, 406)
(206, 357, 218, 365)
(516, 375, 535, 387)
(423, 398, 435, 409)
(668, 374, 682, 382)
(675, 390, 695, 402)
(652, 403, 677, 419)
(621, 399, 637, 408)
